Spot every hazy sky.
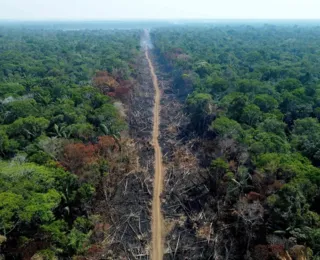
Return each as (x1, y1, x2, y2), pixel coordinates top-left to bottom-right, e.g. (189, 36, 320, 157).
(1, 0, 320, 20)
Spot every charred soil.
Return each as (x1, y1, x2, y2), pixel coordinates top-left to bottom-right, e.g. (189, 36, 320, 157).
(152, 53, 253, 259)
(89, 51, 156, 259)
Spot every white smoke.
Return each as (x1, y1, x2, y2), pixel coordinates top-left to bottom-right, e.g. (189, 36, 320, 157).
(141, 29, 153, 50)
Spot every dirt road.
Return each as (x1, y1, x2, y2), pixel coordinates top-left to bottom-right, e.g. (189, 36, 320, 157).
(145, 46, 164, 260)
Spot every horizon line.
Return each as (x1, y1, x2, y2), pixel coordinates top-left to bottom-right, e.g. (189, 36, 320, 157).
(1, 18, 320, 22)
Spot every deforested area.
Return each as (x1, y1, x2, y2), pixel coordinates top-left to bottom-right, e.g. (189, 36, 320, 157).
(0, 25, 156, 259)
(2, 18, 320, 260)
(151, 25, 320, 259)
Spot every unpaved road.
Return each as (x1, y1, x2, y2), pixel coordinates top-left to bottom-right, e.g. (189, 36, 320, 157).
(145, 45, 164, 260)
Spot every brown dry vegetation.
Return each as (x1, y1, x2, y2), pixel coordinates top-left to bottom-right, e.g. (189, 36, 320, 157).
(83, 52, 156, 259)
(151, 52, 310, 260)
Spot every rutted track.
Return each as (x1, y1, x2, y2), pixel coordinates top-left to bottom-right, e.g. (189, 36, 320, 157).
(144, 37, 164, 260)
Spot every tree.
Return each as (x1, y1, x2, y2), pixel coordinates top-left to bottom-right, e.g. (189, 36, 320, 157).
(42, 217, 92, 255)
(97, 135, 119, 157)
(194, 61, 213, 78)
(279, 92, 313, 121)
(89, 104, 126, 137)
(204, 76, 228, 94)
(240, 104, 263, 126)
(93, 71, 120, 94)
(307, 229, 320, 253)
(257, 118, 287, 139)
(237, 79, 261, 94)
(186, 93, 214, 132)
(3, 99, 38, 124)
(314, 107, 320, 120)
(291, 117, 320, 163)
(267, 179, 315, 230)
(67, 123, 94, 140)
(245, 51, 262, 63)
(227, 94, 248, 121)
(209, 158, 229, 191)
(7, 116, 49, 141)
(210, 116, 243, 139)
(0, 129, 9, 155)
(0, 162, 62, 236)
(61, 143, 97, 175)
(254, 94, 279, 112)
(0, 82, 25, 97)
(246, 131, 290, 155)
(276, 78, 303, 93)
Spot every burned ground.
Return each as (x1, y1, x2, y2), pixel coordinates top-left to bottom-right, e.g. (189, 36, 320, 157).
(89, 52, 156, 260)
(152, 54, 262, 260)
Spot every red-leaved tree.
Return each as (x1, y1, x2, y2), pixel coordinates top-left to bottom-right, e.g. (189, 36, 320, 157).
(61, 143, 97, 175)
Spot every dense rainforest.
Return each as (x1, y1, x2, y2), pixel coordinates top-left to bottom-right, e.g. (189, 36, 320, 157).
(151, 25, 320, 259)
(2, 21, 320, 260)
(0, 26, 140, 258)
